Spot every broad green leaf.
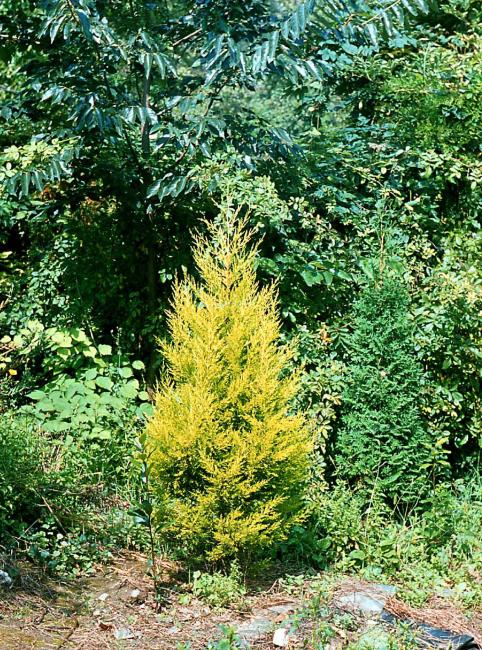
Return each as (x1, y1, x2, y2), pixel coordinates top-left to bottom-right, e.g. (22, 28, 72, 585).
(21, 172, 30, 196)
(51, 332, 72, 347)
(28, 390, 46, 401)
(143, 52, 153, 79)
(349, 549, 366, 561)
(301, 269, 323, 287)
(323, 270, 334, 286)
(96, 376, 113, 390)
(119, 381, 139, 399)
(77, 9, 92, 41)
(50, 17, 63, 43)
(43, 420, 71, 433)
(137, 403, 154, 418)
(153, 53, 166, 78)
(37, 400, 55, 412)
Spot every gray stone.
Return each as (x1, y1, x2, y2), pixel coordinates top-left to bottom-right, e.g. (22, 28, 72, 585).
(237, 616, 273, 640)
(114, 627, 135, 640)
(0, 570, 12, 588)
(336, 583, 397, 617)
(374, 584, 397, 596)
(337, 592, 385, 615)
(267, 604, 297, 616)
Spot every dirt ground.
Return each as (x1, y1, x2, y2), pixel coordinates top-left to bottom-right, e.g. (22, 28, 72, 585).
(0, 552, 480, 649)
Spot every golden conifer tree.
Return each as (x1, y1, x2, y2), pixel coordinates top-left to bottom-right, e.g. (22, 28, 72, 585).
(147, 212, 311, 564)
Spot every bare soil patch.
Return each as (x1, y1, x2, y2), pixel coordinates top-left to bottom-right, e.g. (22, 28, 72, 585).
(0, 553, 480, 649)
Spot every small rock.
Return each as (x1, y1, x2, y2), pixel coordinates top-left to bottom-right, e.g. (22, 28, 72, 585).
(0, 570, 12, 587)
(129, 588, 141, 601)
(237, 617, 273, 640)
(338, 592, 384, 615)
(374, 584, 397, 596)
(98, 592, 109, 602)
(267, 604, 297, 616)
(273, 627, 290, 647)
(114, 627, 135, 640)
(167, 626, 181, 635)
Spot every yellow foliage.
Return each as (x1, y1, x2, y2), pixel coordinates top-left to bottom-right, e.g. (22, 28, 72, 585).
(147, 213, 312, 564)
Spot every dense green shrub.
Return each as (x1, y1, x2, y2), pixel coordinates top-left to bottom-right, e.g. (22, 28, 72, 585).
(2, 322, 152, 482)
(0, 414, 49, 534)
(306, 478, 482, 608)
(335, 278, 438, 505)
(0, 326, 152, 569)
(415, 229, 482, 467)
(0, 409, 149, 573)
(147, 216, 312, 564)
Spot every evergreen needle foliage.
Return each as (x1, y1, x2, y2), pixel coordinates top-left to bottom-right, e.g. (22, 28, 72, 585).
(147, 213, 312, 564)
(335, 278, 435, 506)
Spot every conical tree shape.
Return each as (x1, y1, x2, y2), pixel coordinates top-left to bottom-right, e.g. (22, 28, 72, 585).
(147, 214, 311, 564)
(335, 278, 435, 505)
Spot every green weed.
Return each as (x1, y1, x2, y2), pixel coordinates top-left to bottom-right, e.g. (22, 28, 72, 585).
(191, 562, 246, 609)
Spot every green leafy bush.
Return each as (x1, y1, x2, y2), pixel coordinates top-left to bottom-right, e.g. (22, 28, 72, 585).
(192, 562, 246, 609)
(335, 278, 439, 505)
(415, 229, 482, 467)
(6, 323, 153, 481)
(24, 520, 112, 576)
(306, 478, 482, 609)
(0, 409, 149, 568)
(0, 325, 152, 569)
(0, 414, 49, 534)
(289, 325, 347, 485)
(22, 506, 149, 576)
